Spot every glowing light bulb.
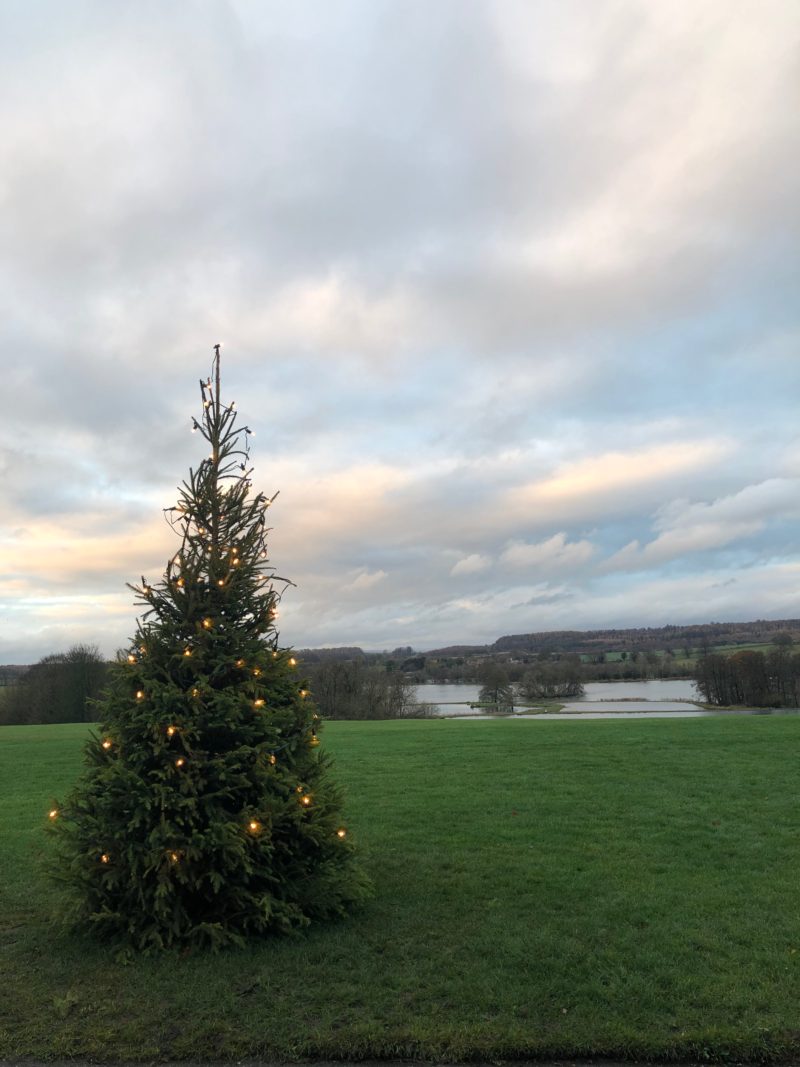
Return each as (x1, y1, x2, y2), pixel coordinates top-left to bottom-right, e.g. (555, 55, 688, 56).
(217, 579, 225, 587)
(300, 795, 312, 807)
(299, 689, 308, 698)
(253, 699, 265, 709)
(100, 853, 110, 864)
(233, 558, 240, 566)
(139, 645, 146, 654)
(127, 653, 136, 664)
(336, 828, 347, 839)
(183, 647, 192, 658)
(202, 617, 213, 629)
(288, 658, 297, 667)
(136, 690, 144, 700)
(248, 820, 260, 833)
(191, 688, 199, 698)
(236, 658, 246, 668)
(169, 851, 180, 863)
(166, 725, 177, 737)
(175, 757, 186, 768)
(268, 754, 277, 766)
(252, 668, 261, 677)
(48, 809, 58, 820)
(176, 577, 185, 588)
(101, 739, 112, 750)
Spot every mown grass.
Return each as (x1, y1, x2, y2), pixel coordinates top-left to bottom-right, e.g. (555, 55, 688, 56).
(2, 717, 799, 1062)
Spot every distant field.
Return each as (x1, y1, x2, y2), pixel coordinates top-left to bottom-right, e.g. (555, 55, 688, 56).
(1, 717, 799, 1062)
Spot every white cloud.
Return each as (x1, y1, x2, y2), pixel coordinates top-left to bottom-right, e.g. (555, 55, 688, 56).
(450, 553, 492, 576)
(501, 532, 594, 570)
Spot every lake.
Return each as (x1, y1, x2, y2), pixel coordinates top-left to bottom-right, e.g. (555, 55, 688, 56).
(413, 678, 700, 714)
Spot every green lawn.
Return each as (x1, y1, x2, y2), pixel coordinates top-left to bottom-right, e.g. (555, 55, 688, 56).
(1, 717, 799, 1062)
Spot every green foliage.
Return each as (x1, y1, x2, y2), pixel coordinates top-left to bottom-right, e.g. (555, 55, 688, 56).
(47, 352, 370, 951)
(0, 644, 107, 725)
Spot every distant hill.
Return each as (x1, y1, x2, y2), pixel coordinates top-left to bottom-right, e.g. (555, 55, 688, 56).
(487, 619, 800, 657)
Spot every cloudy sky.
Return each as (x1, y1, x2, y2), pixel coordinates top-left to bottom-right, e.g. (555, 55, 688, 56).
(1, 1, 798, 662)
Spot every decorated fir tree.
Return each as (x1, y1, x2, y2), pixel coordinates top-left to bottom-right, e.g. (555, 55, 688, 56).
(48, 347, 371, 951)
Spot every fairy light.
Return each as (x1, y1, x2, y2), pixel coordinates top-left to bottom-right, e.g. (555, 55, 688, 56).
(139, 645, 147, 654)
(101, 738, 112, 750)
(300, 794, 312, 807)
(48, 809, 58, 820)
(288, 657, 297, 667)
(253, 698, 265, 709)
(175, 757, 186, 768)
(233, 558, 240, 566)
(299, 689, 308, 698)
(336, 828, 347, 839)
(169, 851, 180, 863)
(268, 754, 277, 766)
(236, 658, 246, 668)
(202, 617, 213, 629)
(183, 647, 192, 658)
(100, 853, 110, 864)
(166, 725, 177, 737)
(136, 690, 144, 700)
(191, 687, 200, 698)
(127, 653, 136, 664)
(310, 734, 320, 747)
(252, 668, 261, 677)
(217, 579, 225, 587)
(176, 577, 185, 588)
(248, 819, 261, 833)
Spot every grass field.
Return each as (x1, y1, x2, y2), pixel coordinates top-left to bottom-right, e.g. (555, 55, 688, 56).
(2, 717, 799, 1062)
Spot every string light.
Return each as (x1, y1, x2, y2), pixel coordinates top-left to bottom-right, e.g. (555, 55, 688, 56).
(248, 819, 261, 833)
(183, 647, 192, 657)
(252, 668, 261, 677)
(100, 853, 110, 864)
(300, 794, 312, 807)
(268, 754, 277, 766)
(217, 579, 225, 587)
(288, 657, 297, 667)
(176, 577, 185, 588)
(139, 645, 147, 654)
(299, 689, 308, 698)
(136, 690, 145, 700)
(232, 558, 240, 566)
(336, 828, 347, 839)
(236, 658, 246, 668)
(191, 687, 200, 698)
(202, 617, 213, 629)
(253, 699, 265, 709)
(168, 851, 180, 863)
(175, 757, 186, 768)
(101, 739, 112, 750)
(48, 809, 58, 820)
(310, 734, 320, 747)
(127, 653, 136, 664)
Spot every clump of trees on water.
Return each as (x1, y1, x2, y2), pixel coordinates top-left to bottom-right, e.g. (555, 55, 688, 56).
(0, 644, 108, 725)
(694, 634, 799, 707)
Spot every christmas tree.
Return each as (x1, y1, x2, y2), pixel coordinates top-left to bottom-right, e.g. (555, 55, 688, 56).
(48, 346, 371, 951)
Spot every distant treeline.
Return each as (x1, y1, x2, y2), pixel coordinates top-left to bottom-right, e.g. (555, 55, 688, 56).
(694, 641, 800, 707)
(0, 644, 107, 725)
